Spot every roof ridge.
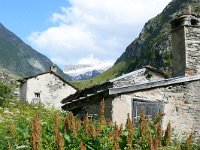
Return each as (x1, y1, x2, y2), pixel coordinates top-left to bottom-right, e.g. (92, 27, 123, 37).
(17, 71, 78, 90)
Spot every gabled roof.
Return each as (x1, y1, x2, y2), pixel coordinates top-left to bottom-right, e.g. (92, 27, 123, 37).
(17, 71, 78, 90)
(61, 89, 108, 111)
(109, 74, 200, 95)
(61, 82, 112, 104)
(110, 68, 147, 82)
(110, 65, 167, 82)
(144, 65, 168, 78)
(61, 90, 83, 103)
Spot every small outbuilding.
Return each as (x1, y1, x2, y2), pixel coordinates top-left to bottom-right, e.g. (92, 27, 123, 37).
(18, 65, 77, 109)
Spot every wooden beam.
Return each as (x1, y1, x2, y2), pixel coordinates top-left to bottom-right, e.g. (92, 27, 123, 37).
(62, 90, 109, 111)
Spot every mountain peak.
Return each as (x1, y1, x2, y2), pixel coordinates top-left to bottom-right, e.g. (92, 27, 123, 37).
(0, 22, 71, 81)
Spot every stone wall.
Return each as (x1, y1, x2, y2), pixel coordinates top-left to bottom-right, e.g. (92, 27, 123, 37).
(112, 80, 200, 139)
(185, 27, 200, 75)
(172, 26, 186, 76)
(24, 73, 76, 109)
(111, 95, 133, 125)
(19, 82, 27, 102)
(76, 97, 113, 120)
(172, 25, 200, 77)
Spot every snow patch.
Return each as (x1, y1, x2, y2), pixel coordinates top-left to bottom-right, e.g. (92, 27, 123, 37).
(63, 62, 113, 80)
(64, 62, 113, 76)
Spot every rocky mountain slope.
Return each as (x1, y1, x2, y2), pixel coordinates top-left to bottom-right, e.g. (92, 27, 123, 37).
(0, 23, 70, 80)
(115, 0, 200, 76)
(71, 0, 200, 89)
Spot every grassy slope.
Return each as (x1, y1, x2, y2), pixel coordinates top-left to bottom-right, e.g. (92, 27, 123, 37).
(0, 65, 21, 80)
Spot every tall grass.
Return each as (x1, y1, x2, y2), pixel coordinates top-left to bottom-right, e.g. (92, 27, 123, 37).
(0, 99, 199, 149)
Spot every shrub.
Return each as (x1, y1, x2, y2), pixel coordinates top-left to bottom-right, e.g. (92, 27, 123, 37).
(0, 81, 12, 106)
(0, 99, 199, 149)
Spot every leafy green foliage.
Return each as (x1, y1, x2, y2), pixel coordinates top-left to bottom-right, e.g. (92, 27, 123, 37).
(0, 81, 12, 106)
(0, 100, 59, 149)
(0, 98, 199, 149)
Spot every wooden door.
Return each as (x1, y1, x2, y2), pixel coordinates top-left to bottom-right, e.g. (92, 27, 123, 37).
(133, 100, 164, 124)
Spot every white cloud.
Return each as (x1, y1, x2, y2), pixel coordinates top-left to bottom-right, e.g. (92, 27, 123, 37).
(78, 54, 114, 65)
(28, 0, 172, 67)
(78, 54, 102, 65)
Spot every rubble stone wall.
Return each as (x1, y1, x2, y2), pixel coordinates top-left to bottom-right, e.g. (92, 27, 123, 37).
(185, 26, 200, 75)
(77, 97, 113, 120)
(112, 80, 200, 139)
(25, 73, 76, 109)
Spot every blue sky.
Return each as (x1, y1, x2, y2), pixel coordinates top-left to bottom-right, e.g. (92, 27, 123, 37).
(0, 0, 68, 40)
(0, 0, 171, 68)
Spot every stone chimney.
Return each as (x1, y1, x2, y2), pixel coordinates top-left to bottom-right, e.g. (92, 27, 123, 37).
(50, 64, 57, 73)
(171, 12, 200, 77)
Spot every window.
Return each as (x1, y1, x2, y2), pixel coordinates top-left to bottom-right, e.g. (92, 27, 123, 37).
(34, 93, 40, 98)
(191, 19, 198, 26)
(132, 100, 164, 124)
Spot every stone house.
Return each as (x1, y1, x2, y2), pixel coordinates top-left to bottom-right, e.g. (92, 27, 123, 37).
(18, 65, 77, 109)
(61, 13, 200, 138)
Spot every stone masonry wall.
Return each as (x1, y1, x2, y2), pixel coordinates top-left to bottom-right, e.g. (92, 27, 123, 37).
(25, 73, 76, 109)
(185, 27, 200, 76)
(172, 26, 186, 76)
(111, 95, 133, 125)
(19, 82, 27, 102)
(77, 97, 113, 120)
(112, 80, 200, 139)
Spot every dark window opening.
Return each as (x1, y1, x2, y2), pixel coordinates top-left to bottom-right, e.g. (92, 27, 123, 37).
(132, 100, 164, 125)
(171, 20, 181, 29)
(191, 19, 198, 26)
(146, 73, 152, 80)
(34, 93, 40, 98)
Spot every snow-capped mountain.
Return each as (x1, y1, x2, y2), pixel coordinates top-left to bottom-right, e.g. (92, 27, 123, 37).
(63, 62, 113, 80)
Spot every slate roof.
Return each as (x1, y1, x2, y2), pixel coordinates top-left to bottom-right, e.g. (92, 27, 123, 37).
(109, 75, 200, 95)
(61, 82, 112, 104)
(110, 65, 167, 82)
(17, 71, 77, 90)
